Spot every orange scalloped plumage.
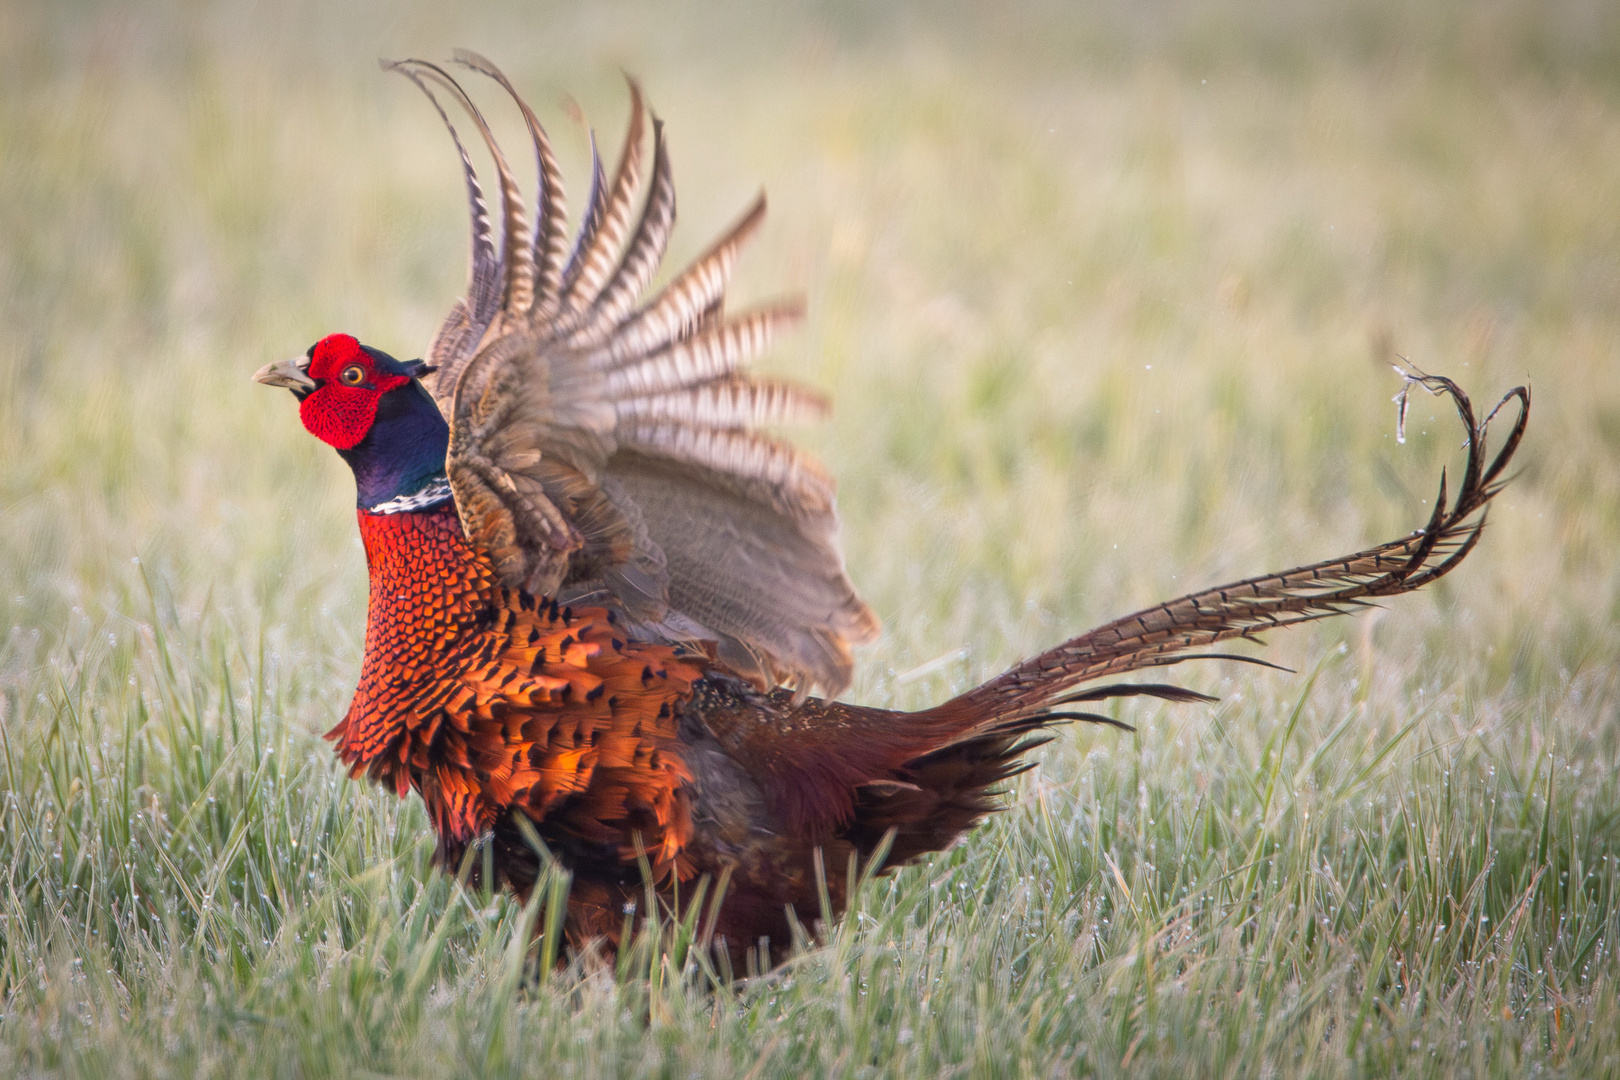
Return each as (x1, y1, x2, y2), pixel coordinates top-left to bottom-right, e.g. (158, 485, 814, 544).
(327, 504, 705, 879)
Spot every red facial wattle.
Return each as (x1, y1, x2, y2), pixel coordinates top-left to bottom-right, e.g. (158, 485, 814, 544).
(299, 333, 412, 450)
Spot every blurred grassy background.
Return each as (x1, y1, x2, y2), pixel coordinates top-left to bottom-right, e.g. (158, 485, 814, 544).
(1, 1, 1617, 1076)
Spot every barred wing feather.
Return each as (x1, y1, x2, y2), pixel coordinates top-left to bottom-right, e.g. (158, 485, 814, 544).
(389, 52, 878, 695)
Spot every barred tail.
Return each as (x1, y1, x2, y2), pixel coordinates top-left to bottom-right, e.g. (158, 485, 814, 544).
(929, 373, 1530, 732)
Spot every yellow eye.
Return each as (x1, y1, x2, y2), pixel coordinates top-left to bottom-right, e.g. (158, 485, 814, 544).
(339, 365, 366, 386)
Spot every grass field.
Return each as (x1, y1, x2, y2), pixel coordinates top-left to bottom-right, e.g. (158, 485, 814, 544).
(2, 1, 1618, 1075)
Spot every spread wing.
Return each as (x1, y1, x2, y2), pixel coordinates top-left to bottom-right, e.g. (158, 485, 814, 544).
(385, 53, 878, 696)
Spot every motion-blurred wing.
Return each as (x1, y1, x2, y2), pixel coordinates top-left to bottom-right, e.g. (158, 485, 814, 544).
(386, 53, 878, 695)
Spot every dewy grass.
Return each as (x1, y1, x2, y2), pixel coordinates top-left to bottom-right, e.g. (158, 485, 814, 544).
(2, 0, 1618, 1076)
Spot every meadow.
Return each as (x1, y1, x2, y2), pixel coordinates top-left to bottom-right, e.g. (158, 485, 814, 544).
(1, 1, 1617, 1075)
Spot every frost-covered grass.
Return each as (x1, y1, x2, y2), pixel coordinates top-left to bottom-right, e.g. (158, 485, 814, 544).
(2, 1, 1617, 1075)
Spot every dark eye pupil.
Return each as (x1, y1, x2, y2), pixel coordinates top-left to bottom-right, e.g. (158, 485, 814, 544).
(342, 366, 364, 385)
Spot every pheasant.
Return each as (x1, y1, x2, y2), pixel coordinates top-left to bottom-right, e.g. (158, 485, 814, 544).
(254, 53, 1529, 971)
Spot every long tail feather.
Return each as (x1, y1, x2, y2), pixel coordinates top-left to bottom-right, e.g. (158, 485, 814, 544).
(1054, 683, 1219, 705)
(930, 375, 1530, 729)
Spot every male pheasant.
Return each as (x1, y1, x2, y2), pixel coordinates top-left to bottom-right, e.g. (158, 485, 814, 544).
(255, 54, 1529, 970)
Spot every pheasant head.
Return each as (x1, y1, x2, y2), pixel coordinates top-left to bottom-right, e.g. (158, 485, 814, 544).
(254, 332, 449, 511)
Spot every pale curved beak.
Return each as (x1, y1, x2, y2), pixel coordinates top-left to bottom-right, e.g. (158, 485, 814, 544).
(253, 356, 317, 392)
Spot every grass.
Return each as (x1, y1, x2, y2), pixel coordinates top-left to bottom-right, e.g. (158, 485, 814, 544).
(2, 0, 1618, 1075)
